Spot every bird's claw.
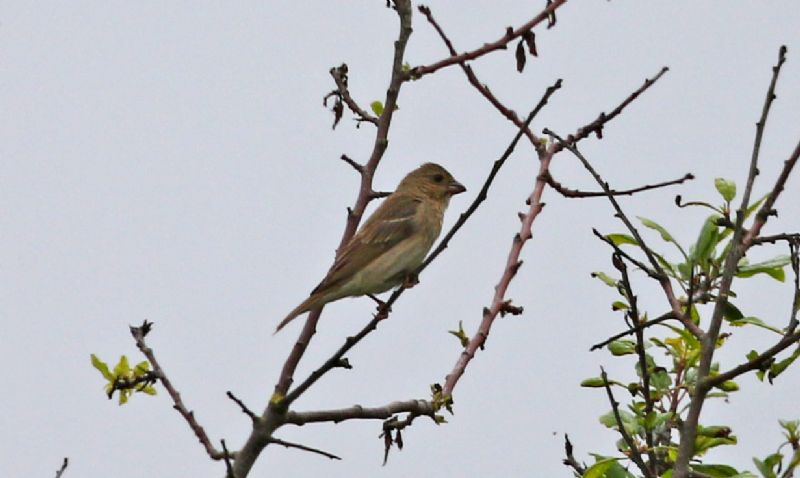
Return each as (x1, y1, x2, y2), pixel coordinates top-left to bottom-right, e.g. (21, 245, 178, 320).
(402, 272, 419, 289)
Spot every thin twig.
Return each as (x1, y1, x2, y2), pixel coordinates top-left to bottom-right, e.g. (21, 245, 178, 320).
(418, 4, 542, 151)
(410, 0, 567, 79)
(226, 391, 257, 424)
(545, 171, 694, 198)
(269, 437, 342, 460)
(590, 311, 674, 351)
(549, 131, 702, 338)
(562, 434, 586, 476)
(615, 252, 658, 469)
(553, 67, 670, 151)
(221, 440, 235, 478)
(600, 367, 655, 478)
(129, 321, 224, 460)
(54, 457, 69, 478)
(328, 64, 379, 126)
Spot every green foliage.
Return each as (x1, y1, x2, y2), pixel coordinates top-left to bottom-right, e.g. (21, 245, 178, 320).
(448, 320, 470, 348)
(370, 100, 384, 116)
(91, 354, 156, 405)
(574, 177, 797, 477)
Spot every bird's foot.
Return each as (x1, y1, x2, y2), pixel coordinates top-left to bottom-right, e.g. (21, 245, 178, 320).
(402, 272, 420, 289)
(368, 294, 392, 320)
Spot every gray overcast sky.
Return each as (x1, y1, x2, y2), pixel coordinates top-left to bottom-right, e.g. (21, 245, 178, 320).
(2, 2, 799, 477)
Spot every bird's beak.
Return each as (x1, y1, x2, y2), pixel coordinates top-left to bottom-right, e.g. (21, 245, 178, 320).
(448, 180, 467, 195)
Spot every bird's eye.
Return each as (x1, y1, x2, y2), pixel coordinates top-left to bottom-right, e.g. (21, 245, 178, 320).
(432, 174, 444, 183)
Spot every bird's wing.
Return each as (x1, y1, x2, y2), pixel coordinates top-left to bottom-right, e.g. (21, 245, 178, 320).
(312, 194, 420, 294)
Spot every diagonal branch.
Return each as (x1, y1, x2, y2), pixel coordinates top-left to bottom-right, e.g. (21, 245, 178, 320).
(417, 4, 543, 151)
(410, 0, 567, 79)
(547, 131, 702, 338)
(268, 437, 342, 460)
(601, 367, 655, 478)
(129, 321, 224, 460)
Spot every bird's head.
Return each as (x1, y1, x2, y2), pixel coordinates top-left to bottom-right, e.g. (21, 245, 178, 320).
(396, 163, 466, 201)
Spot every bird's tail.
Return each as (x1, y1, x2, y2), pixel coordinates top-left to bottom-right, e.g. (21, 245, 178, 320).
(274, 294, 322, 334)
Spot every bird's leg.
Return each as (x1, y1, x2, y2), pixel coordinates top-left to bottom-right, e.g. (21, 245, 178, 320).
(368, 294, 392, 320)
(402, 271, 419, 289)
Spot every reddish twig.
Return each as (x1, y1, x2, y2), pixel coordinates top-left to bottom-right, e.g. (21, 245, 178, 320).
(410, 0, 568, 79)
(552, 66, 669, 151)
(326, 64, 379, 127)
(417, 4, 542, 151)
(129, 321, 224, 460)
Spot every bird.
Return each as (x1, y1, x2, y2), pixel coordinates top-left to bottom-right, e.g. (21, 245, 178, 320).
(275, 162, 466, 332)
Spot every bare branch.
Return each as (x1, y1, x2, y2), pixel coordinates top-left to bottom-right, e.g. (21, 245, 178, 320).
(269, 437, 342, 461)
(226, 391, 257, 424)
(328, 64, 379, 127)
(549, 132, 702, 338)
(552, 66, 669, 151)
(590, 311, 674, 351)
(562, 434, 586, 476)
(286, 400, 435, 426)
(545, 171, 694, 198)
(410, 0, 567, 78)
(600, 367, 655, 478)
(418, 4, 543, 151)
(129, 321, 224, 460)
(54, 457, 69, 478)
(674, 45, 791, 478)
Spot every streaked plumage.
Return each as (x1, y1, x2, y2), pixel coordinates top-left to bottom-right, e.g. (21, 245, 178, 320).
(275, 163, 466, 332)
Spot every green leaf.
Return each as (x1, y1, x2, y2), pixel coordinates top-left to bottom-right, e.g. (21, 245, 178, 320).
(581, 377, 607, 388)
(714, 380, 739, 392)
(727, 316, 783, 334)
(753, 457, 777, 478)
(599, 409, 640, 435)
(768, 347, 800, 382)
(448, 320, 469, 348)
(722, 302, 745, 321)
(714, 178, 737, 202)
(583, 458, 619, 478)
(692, 463, 741, 477)
(639, 216, 677, 243)
(611, 301, 629, 311)
(370, 100, 384, 116)
(695, 434, 737, 455)
(608, 340, 637, 356)
(691, 215, 722, 270)
(651, 369, 672, 391)
(113, 355, 130, 376)
(591, 271, 618, 287)
(90, 354, 113, 381)
(736, 255, 791, 281)
(606, 233, 638, 246)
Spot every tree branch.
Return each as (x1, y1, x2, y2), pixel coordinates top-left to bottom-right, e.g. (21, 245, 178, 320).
(674, 44, 791, 478)
(268, 437, 342, 461)
(129, 321, 224, 460)
(601, 367, 655, 478)
(285, 399, 435, 426)
(410, 0, 568, 79)
(54, 457, 69, 478)
(545, 171, 694, 198)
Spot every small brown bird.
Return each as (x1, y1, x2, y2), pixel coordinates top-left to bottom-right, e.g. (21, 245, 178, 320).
(276, 163, 466, 332)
